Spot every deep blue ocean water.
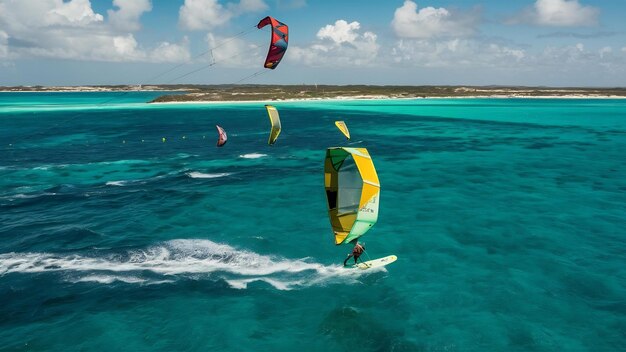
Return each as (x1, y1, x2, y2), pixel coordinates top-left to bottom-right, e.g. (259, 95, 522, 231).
(1, 92, 625, 351)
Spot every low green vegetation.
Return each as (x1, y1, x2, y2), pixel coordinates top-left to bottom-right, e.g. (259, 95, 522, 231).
(3, 84, 626, 101)
(148, 85, 626, 102)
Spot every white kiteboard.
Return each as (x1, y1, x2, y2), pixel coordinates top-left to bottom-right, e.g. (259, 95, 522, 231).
(351, 255, 397, 270)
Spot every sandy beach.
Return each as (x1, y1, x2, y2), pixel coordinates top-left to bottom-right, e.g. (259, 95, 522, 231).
(147, 94, 626, 106)
(4, 86, 626, 103)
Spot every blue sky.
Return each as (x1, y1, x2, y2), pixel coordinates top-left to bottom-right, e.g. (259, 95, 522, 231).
(1, 0, 625, 86)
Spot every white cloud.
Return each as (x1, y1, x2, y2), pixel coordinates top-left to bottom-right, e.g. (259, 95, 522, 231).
(205, 32, 261, 67)
(0, 0, 189, 63)
(0, 30, 8, 58)
(88, 34, 191, 62)
(383, 1, 612, 75)
(107, 0, 152, 31)
(179, 0, 267, 31)
(233, 0, 267, 13)
(487, 43, 526, 62)
(539, 42, 595, 65)
(317, 20, 360, 44)
(151, 37, 191, 63)
(0, 0, 101, 31)
(112, 34, 142, 58)
(509, 0, 599, 27)
(390, 39, 527, 68)
(391, 0, 479, 39)
(47, 0, 104, 26)
(179, 0, 230, 30)
(388, 36, 626, 81)
(290, 20, 379, 67)
(599, 46, 612, 59)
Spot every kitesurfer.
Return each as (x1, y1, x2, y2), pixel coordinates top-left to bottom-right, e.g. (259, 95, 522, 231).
(343, 242, 365, 266)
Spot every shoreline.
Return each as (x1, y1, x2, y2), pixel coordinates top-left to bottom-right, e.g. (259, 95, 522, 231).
(0, 89, 178, 93)
(147, 94, 626, 105)
(3, 88, 626, 104)
(3, 84, 626, 104)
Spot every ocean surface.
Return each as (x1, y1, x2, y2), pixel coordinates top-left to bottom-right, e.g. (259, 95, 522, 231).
(1, 92, 625, 351)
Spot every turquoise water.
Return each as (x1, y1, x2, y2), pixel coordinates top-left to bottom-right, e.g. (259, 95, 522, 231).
(1, 93, 625, 351)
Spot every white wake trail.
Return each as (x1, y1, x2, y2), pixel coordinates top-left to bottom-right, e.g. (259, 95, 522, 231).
(0, 239, 376, 290)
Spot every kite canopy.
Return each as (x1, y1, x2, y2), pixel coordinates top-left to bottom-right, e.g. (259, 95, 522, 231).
(264, 105, 281, 145)
(257, 16, 289, 69)
(216, 125, 227, 147)
(324, 147, 380, 245)
(334, 121, 351, 140)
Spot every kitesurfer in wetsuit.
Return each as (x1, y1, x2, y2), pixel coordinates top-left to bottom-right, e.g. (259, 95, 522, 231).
(343, 242, 365, 266)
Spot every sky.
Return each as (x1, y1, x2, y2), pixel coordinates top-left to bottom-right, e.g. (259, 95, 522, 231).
(1, 0, 625, 87)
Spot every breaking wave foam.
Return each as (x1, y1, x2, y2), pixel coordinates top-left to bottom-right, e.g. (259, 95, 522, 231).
(0, 192, 58, 201)
(104, 173, 173, 187)
(105, 181, 129, 186)
(0, 239, 375, 290)
(239, 153, 267, 159)
(72, 275, 150, 284)
(186, 172, 231, 179)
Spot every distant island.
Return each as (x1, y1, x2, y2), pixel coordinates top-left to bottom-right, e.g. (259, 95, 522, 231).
(3, 84, 626, 102)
